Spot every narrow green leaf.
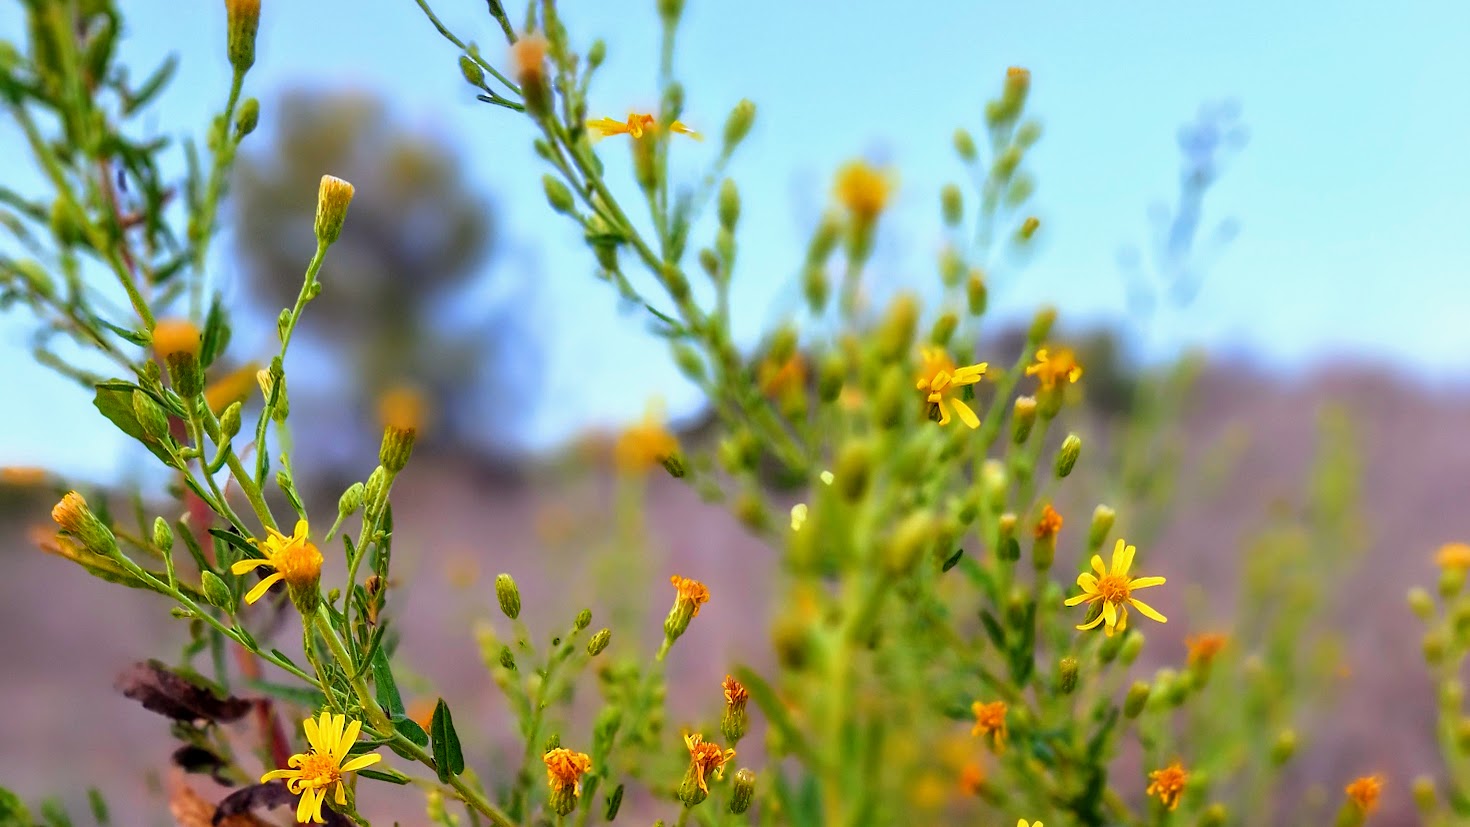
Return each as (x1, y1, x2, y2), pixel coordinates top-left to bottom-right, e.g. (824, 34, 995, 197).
(940, 547, 965, 572)
(357, 766, 411, 785)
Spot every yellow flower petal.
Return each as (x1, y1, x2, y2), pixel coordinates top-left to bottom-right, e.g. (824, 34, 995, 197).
(341, 752, 383, 773)
(1077, 572, 1099, 592)
(230, 557, 272, 575)
(1110, 539, 1134, 575)
(1102, 600, 1117, 629)
(1130, 598, 1167, 623)
(243, 572, 284, 605)
(334, 780, 347, 806)
(261, 768, 298, 783)
(1090, 555, 1107, 578)
(1076, 612, 1106, 631)
(951, 397, 980, 429)
(1130, 576, 1166, 590)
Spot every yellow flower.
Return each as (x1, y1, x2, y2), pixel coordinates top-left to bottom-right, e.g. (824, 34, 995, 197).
(261, 711, 382, 824)
(1345, 775, 1383, 813)
(1146, 761, 1189, 811)
(230, 520, 324, 605)
(1065, 538, 1166, 637)
(1186, 633, 1229, 667)
(588, 113, 701, 140)
(543, 747, 593, 795)
(1436, 542, 1470, 571)
(834, 160, 893, 223)
(970, 700, 1008, 752)
(959, 762, 985, 795)
(915, 347, 987, 429)
(1026, 347, 1083, 389)
(614, 404, 680, 475)
(1018, 821, 1044, 827)
(1034, 504, 1063, 539)
(683, 733, 735, 794)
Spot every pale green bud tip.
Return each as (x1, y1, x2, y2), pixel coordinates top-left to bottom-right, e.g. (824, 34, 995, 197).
(234, 98, 260, 138)
(729, 769, 756, 814)
(1088, 504, 1116, 549)
(225, 0, 261, 73)
(543, 175, 576, 214)
(940, 184, 963, 226)
(495, 573, 521, 620)
(587, 628, 611, 656)
(1011, 396, 1037, 444)
(1119, 630, 1145, 665)
(953, 128, 977, 161)
(1407, 587, 1435, 620)
(723, 99, 756, 149)
(201, 570, 233, 610)
(1199, 804, 1228, 827)
(1123, 681, 1151, 718)
(885, 511, 936, 576)
(152, 517, 174, 551)
(313, 175, 355, 245)
(1055, 433, 1082, 478)
(379, 425, 416, 473)
(575, 608, 592, 631)
(718, 179, 741, 230)
(1058, 656, 1079, 694)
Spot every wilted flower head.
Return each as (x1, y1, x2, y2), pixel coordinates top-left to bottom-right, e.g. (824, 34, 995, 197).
(1186, 633, 1229, 667)
(1345, 775, 1383, 813)
(1146, 762, 1189, 811)
(1034, 504, 1063, 539)
(683, 733, 735, 794)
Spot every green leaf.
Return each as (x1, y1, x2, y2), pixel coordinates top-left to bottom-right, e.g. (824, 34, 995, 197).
(393, 715, 429, 747)
(430, 698, 465, 782)
(979, 610, 1008, 650)
(0, 787, 32, 826)
(371, 650, 405, 718)
(209, 528, 256, 558)
(357, 766, 411, 785)
(199, 294, 230, 368)
(241, 679, 325, 709)
(125, 55, 178, 116)
(940, 547, 965, 572)
(92, 385, 172, 464)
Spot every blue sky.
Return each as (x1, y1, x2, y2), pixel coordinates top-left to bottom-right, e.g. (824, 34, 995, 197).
(4, 0, 1469, 478)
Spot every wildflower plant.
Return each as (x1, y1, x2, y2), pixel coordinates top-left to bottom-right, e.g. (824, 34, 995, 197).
(0, 0, 1440, 825)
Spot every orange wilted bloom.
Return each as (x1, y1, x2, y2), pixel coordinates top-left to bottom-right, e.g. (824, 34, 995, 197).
(1034, 504, 1063, 539)
(683, 733, 735, 795)
(1146, 762, 1189, 811)
(959, 762, 985, 795)
(543, 747, 593, 816)
(588, 113, 700, 140)
(664, 575, 710, 642)
(970, 700, 1008, 752)
(1345, 775, 1383, 813)
(1186, 633, 1229, 667)
(1065, 539, 1167, 637)
(916, 347, 987, 429)
(1436, 542, 1470, 571)
(1026, 347, 1083, 389)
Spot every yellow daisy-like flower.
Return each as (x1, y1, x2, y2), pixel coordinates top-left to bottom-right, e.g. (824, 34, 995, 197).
(683, 733, 736, 794)
(834, 160, 893, 223)
(1436, 542, 1470, 571)
(1026, 347, 1083, 389)
(587, 112, 701, 140)
(915, 347, 988, 429)
(1064, 538, 1166, 637)
(1018, 821, 1044, 827)
(970, 700, 1008, 752)
(230, 519, 323, 605)
(1344, 775, 1383, 813)
(1146, 761, 1189, 811)
(261, 711, 382, 824)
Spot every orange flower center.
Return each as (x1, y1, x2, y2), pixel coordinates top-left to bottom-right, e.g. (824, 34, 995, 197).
(295, 752, 342, 790)
(273, 541, 323, 588)
(975, 704, 1005, 730)
(1098, 573, 1131, 604)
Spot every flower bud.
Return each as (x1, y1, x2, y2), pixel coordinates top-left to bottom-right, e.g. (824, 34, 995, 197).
(459, 55, 486, 89)
(1440, 567, 1466, 599)
(1028, 306, 1056, 344)
(1057, 656, 1079, 694)
(575, 608, 592, 631)
(929, 311, 958, 347)
(498, 646, 516, 671)
(884, 511, 935, 577)
(543, 175, 576, 215)
(817, 350, 844, 403)
(1119, 630, 1145, 666)
(1011, 396, 1037, 445)
(153, 319, 203, 398)
(677, 763, 709, 808)
(1412, 776, 1436, 813)
(1270, 729, 1297, 765)
(953, 128, 977, 161)
(940, 184, 963, 226)
(364, 465, 388, 517)
(1088, 505, 1115, 551)
(939, 246, 965, 287)
(379, 425, 416, 474)
(233, 97, 259, 139)
(52, 492, 117, 558)
(1424, 631, 1446, 666)
(721, 675, 750, 744)
(1123, 681, 1151, 718)
(152, 517, 174, 552)
(225, 0, 260, 73)
(1199, 804, 1228, 827)
(834, 440, 872, 502)
(664, 576, 709, 644)
(587, 628, 611, 656)
(132, 389, 170, 441)
(718, 179, 741, 231)
(723, 99, 756, 150)
(803, 264, 829, 314)
(201, 570, 233, 610)
(510, 35, 550, 118)
(996, 513, 1019, 561)
(338, 482, 364, 518)
(728, 768, 755, 814)
(313, 175, 355, 246)
(495, 573, 521, 620)
(967, 271, 988, 316)
(876, 293, 919, 362)
(1019, 216, 1040, 241)
(1055, 433, 1081, 478)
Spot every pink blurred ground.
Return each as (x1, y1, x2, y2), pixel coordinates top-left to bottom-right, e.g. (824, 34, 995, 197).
(3, 364, 1468, 825)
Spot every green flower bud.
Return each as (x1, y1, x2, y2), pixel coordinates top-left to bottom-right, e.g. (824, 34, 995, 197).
(201, 570, 233, 611)
(574, 608, 592, 631)
(722, 99, 756, 150)
(728, 768, 755, 814)
(225, 0, 260, 73)
(364, 465, 389, 517)
(1119, 630, 1145, 666)
(1028, 306, 1056, 344)
(1055, 433, 1081, 478)
(378, 425, 416, 474)
(152, 517, 174, 552)
(1270, 729, 1297, 765)
(1058, 656, 1079, 694)
(459, 55, 485, 88)
(661, 453, 687, 479)
(1424, 631, 1446, 666)
(996, 513, 1019, 561)
(498, 645, 516, 671)
(953, 128, 977, 161)
(1123, 681, 1151, 718)
(543, 174, 576, 215)
(132, 389, 170, 442)
(803, 264, 829, 313)
(929, 311, 959, 347)
(1199, 803, 1228, 827)
(1088, 505, 1115, 551)
(1412, 776, 1436, 813)
(587, 40, 606, 69)
(885, 511, 936, 577)
(153, 319, 204, 399)
(1407, 587, 1435, 620)
(939, 247, 965, 287)
(817, 351, 845, 403)
(672, 344, 707, 382)
(876, 293, 919, 362)
(718, 179, 741, 231)
(1011, 396, 1037, 445)
(495, 573, 521, 620)
(967, 271, 988, 316)
(834, 440, 872, 502)
(587, 628, 611, 656)
(1440, 567, 1466, 599)
(233, 97, 260, 139)
(940, 184, 963, 226)
(338, 482, 364, 517)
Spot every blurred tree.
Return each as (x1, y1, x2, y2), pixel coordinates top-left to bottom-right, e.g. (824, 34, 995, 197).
(232, 88, 527, 460)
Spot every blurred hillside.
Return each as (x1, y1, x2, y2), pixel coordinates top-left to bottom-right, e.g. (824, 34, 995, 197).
(1, 358, 1465, 824)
